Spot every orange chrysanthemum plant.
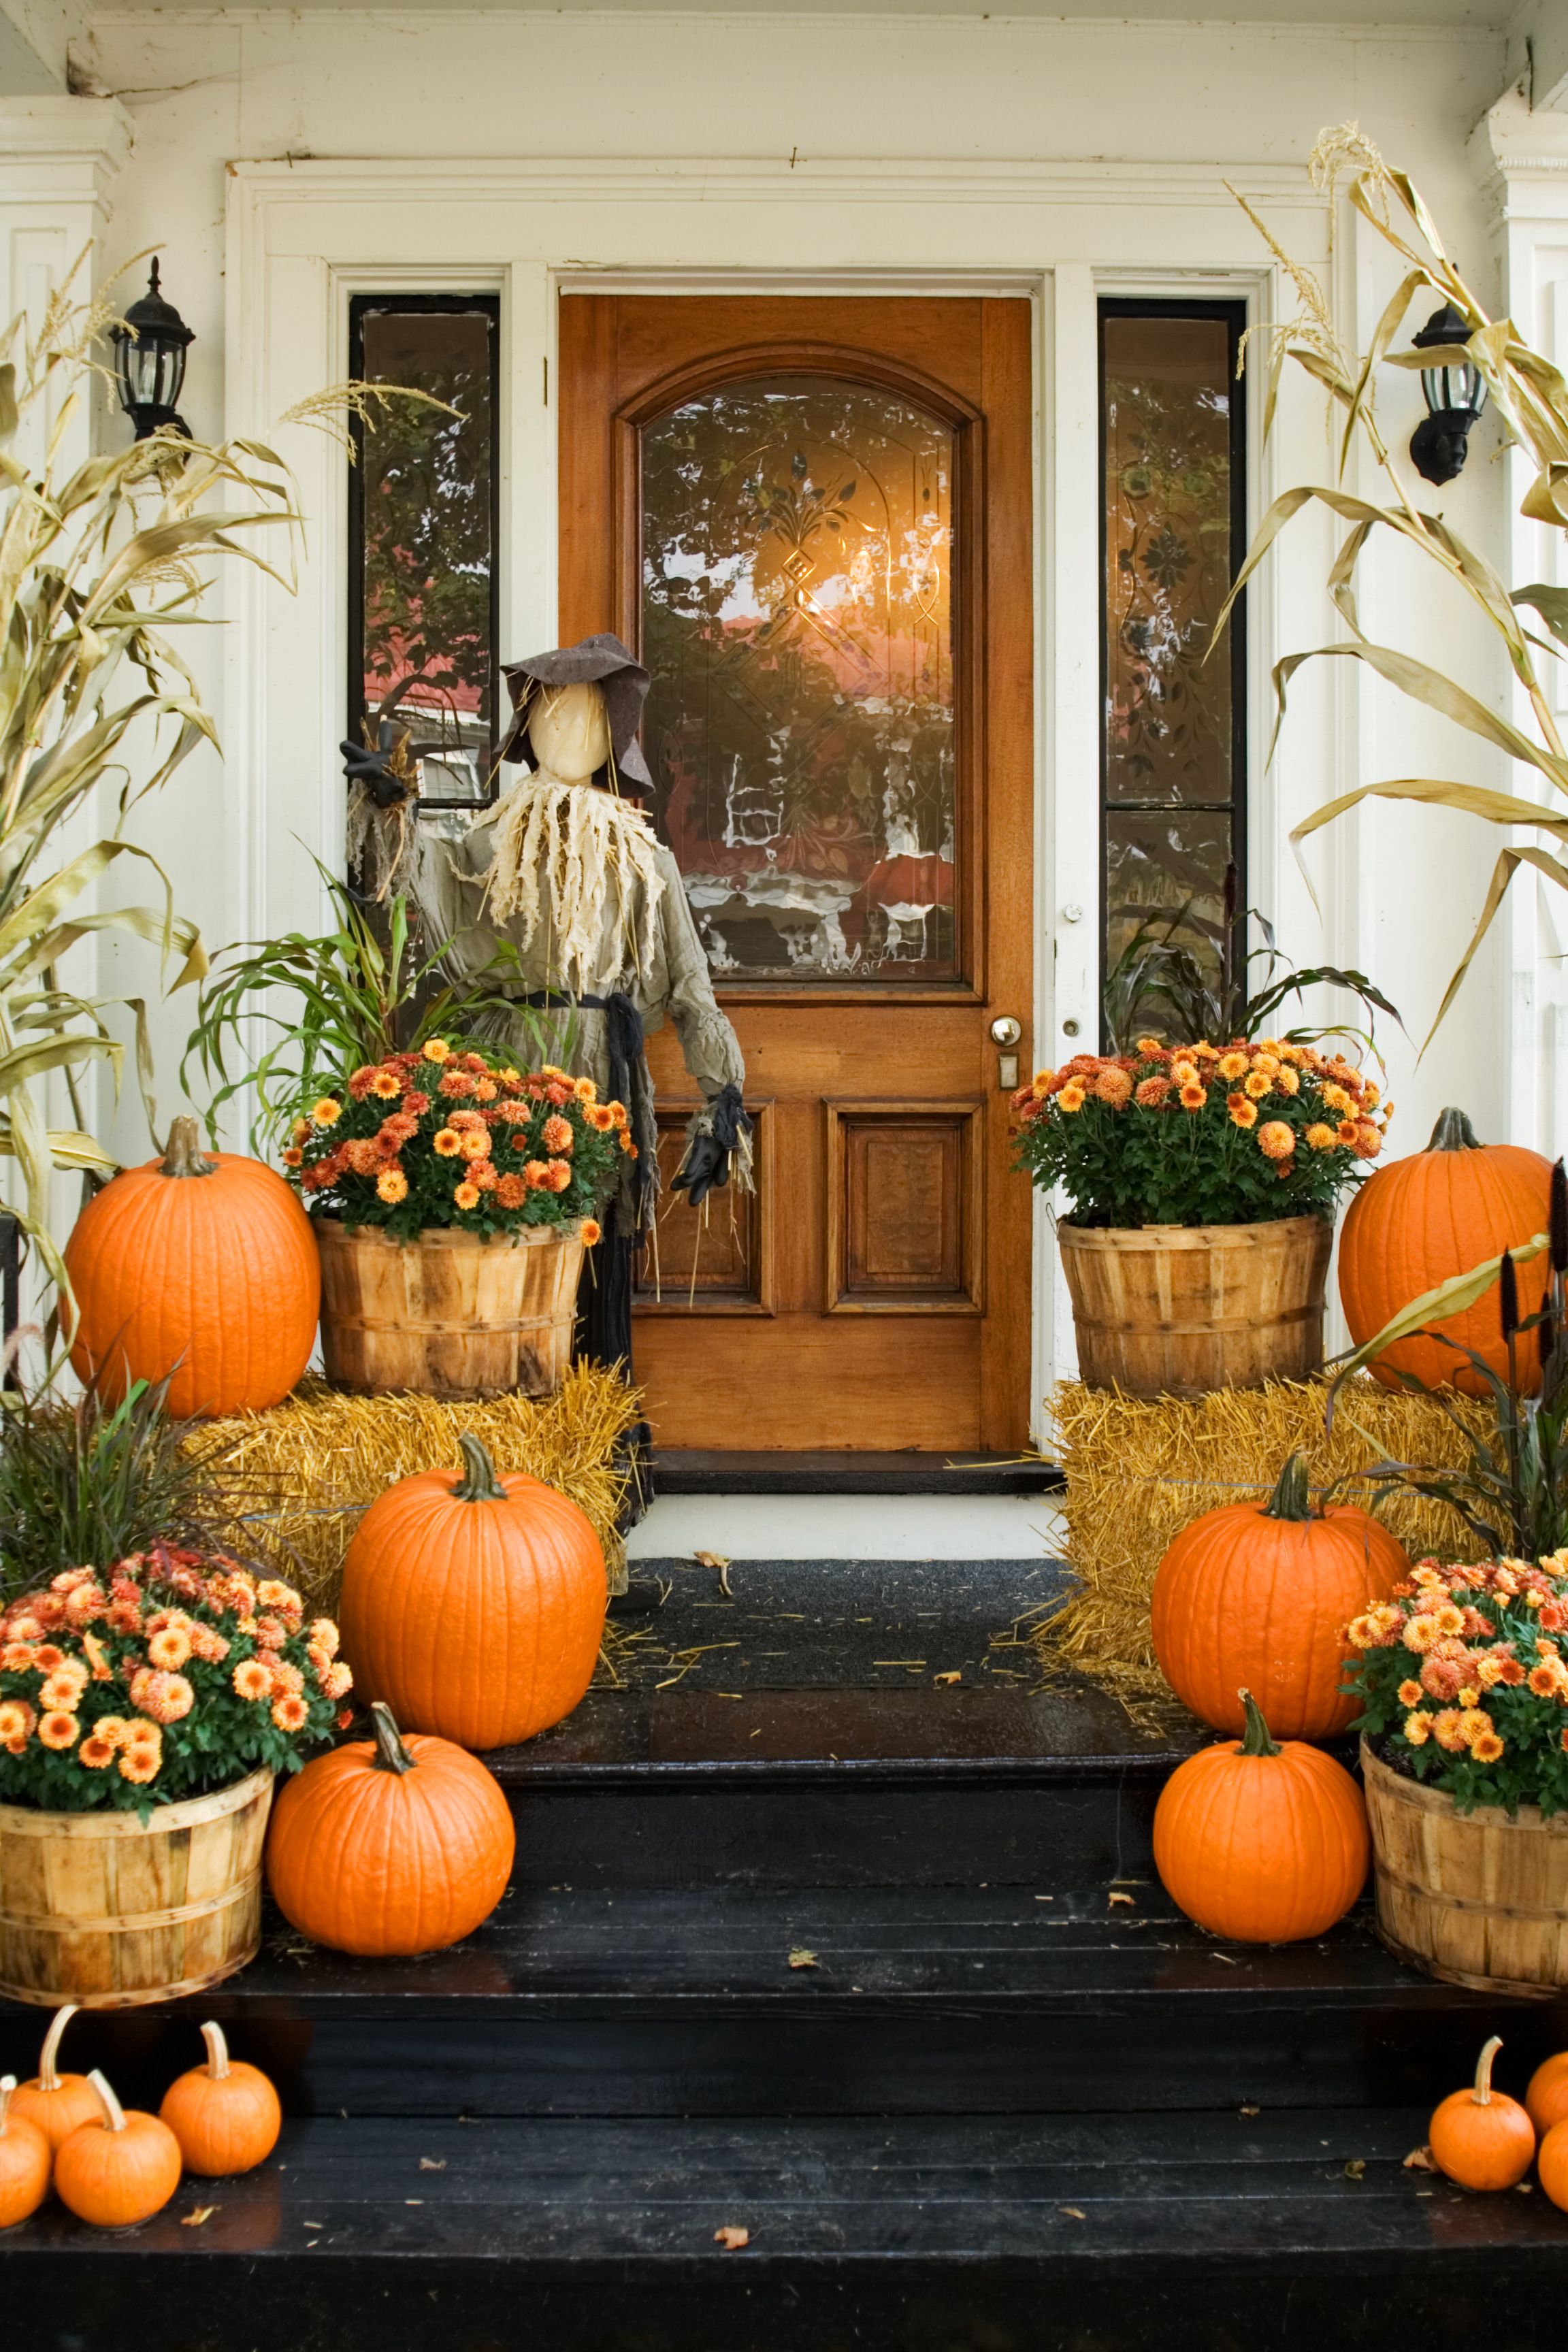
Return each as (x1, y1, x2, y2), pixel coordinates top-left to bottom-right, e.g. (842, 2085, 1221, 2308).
(0, 1552, 348, 1819)
(281, 1039, 625, 1243)
(1343, 1554, 1568, 1818)
(1011, 1037, 1386, 1228)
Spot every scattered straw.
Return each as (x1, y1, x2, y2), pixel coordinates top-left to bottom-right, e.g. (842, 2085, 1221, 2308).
(193, 1365, 640, 1614)
(1033, 1375, 1495, 1705)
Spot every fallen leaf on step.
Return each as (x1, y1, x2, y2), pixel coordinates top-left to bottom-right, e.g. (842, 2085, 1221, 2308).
(1108, 1892, 1134, 1908)
(1058, 2206, 1085, 2221)
(1518, 2180, 1535, 2193)
(933, 1671, 962, 1686)
(1403, 2146, 1436, 2172)
(788, 1948, 820, 1969)
(714, 2225, 750, 2250)
(181, 2208, 216, 2228)
(694, 1551, 730, 1567)
(1343, 2160, 1366, 2183)
(419, 2158, 446, 2172)
(1239, 2104, 1260, 2119)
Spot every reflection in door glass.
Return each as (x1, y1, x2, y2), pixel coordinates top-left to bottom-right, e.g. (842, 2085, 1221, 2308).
(641, 378, 956, 982)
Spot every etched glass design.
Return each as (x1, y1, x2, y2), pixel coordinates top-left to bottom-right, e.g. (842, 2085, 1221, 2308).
(350, 299, 499, 806)
(1101, 311, 1240, 1032)
(641, 377, 956, 982)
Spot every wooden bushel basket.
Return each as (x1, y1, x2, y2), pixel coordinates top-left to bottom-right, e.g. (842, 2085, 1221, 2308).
(0, 1765, 274, 2009)
(316, 1219, 586, 1400)
(1056, 1215, 1332, 1399)
(1362, 1740, 1568, 1996)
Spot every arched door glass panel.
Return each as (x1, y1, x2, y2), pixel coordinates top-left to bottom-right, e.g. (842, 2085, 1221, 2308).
(640, 376, 956, 983)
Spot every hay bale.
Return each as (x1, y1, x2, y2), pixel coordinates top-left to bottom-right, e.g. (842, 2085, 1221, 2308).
(195, 1365, 641, 1614)
(1034, 1375, 1495, 1703)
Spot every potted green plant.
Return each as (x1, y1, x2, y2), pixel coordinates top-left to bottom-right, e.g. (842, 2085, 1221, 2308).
(0, 1377, 346, 2006)
(1015, 1035, 1383, 1396)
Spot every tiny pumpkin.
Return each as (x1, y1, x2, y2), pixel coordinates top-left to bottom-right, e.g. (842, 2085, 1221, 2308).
(1537, 2117, 1568, 2212)
(54, 2070, 183, 2229)
(65, 1116, 321, 1419)
(1151, 1452, 1407, 1738)
(160, 2021, 281, 2178)
(1428, 2036, 1535, 2191)
(1526, 2051, 1568, 2140)
(1153, 1688, 1369, 1943)
(0, 2078, 50, 2231)
(10, 2004, 100, 2153)
(338, 1433, 606, 1751)
(265, 1701, 514, 1957)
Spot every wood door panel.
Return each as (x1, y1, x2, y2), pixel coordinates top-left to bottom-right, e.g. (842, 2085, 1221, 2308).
(634, 1105, 773, 1316)
(559, 292, 1033, 1452)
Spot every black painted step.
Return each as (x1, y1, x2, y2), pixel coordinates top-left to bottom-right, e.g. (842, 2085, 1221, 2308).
(3, 2106, 1563, 2352)
(655, 1450, 1062, 1495)
(6, 1884, 1556, 2121)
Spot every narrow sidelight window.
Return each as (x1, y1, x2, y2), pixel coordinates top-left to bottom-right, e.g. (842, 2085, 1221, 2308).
(347, 295, 500, 809)
(1099, 301, 1246, 1045)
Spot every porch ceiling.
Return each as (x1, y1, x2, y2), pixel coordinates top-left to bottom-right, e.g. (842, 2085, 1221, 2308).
(82, 0, 1511, 21)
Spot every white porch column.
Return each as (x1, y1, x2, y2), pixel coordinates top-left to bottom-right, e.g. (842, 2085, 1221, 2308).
(0, 97, 131, 469)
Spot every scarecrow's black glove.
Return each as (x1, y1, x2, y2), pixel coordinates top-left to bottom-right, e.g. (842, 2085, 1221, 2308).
(342, 721, 412, 808)
(672, 1083, 750, 1211)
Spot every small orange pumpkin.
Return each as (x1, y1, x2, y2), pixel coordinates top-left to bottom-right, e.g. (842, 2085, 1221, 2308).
(0, 2078, 50, 2230)
(338, 1433, 606, 1751)
(1526, 2051, 1568, 2140)
(65, 1116, 320, 1418)
(1151, 1452, 1407, 1738)
(266, 1701, 514, 1957)
(54, 2070, 183, 2228)
(1153, 1688, 1369, 1943)
(1339, 1107, 1552, 1396)
(1537, 2117, 1568, 2211)
(1428, 2036, 1535, 2191)
(160, 2021, 281, 2177)
(10, 2005, 100, 2153)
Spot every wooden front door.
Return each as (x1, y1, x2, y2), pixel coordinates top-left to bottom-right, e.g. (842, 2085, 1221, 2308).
(559, 295, 1033, 1452)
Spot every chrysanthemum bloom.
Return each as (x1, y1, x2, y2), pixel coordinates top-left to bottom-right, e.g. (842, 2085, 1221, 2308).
(1092, 1066, 1134, 1107)
(1320, 1082, 1353, 1113)
(472, 1077, 498, 1102)
(588, 1102, 617, 1131)
(619, 1137, 639, 1160)
(1355, 1123, 1382, 1158)
(1179, 1083, 1207, 1111)
(495, 1173, 528, 1209)
(1396, 1678, 1424, 1708)
(1133, 1075, 1171, 1107)
(309, 1617, 340, 1660)
(433, 1127, 463, 1157)
(609, 1102, 629, 1129)
(1134, 1037, 1165, 1058)
(402, 1090, 431, 1116)
(574, 1076, 598, 1102)
(1228, 1096, 1258, 1130)
(1214, 1050, 1246, 1081)
(0, 1642, 35, 1671)
(524, 1159, 551, 1188)
(0, 1699, 35, 1745)
(322, 1661, 354, 1702)
(1258, 1121, 1296, 1160)
(142, 1672, 195, 1724)
(1435, 1604, 1466, 1637)
(1057, 1082, 1088, 1112)
(1301, 1122, 1336, 1152)
(251, 1616, 287, 1652)
(453, 1181, 481, 1210)
(1403, 1712, 1433, 1746)
(473, 1161, 499, 1191)
(64, 1583, 106, 1627)
(232, 1659, 272, 1702)
(581, 1218, 602, 1247)
(340, 1139, 376, 1177)
(1432, 1710, 1469, 1752)
(1420, 1655, 1466, 1702)
(1457, 1686, 1482, 1710)
(77, 1731, 116, 1769)
(348, 1066, 378, 1099)
(146, 1625, 192, 1671)
(37, 1710, 79, 1750)
(312, 1097, 342, 1127)
(546, 1081, 573, 1107)
(499, 1068, 522, 1088)
(118, 1744, 161, 1784)
(1275, 1066, 1300, 1096)
(542, 1115, 574, 1153)
(458, 1128, 492, 1160)
(438, 1068, 474, 1098)
(272, 1694, 309, 1733)
(1401, 1614, 1441, 1654)
(93, 1716, 129, 1748)
(1243, 1071, 1272, 1101)
(188, 1625, 230, 1665)
(1171, 1061, 1199, 1089)
(1458, 1708, 1496, 1747)
(1335, 1118, 1360, 1147)
(422, 1038, 451, 1063)
(292, 1117, 312, 1144)
(370, 1069, 401, 1099)
(270, 1661, 305, 1699)
(376, 1168, 409, 1205)
(1470, 1730, 1506, 1765)
(282, 1145, 304, 1168)
(545, 1160, 573, 1193)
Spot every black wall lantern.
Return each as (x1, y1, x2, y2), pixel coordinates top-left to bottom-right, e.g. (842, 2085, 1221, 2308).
(110, 259, 195, 440)
(1409, 302, 1486, 487)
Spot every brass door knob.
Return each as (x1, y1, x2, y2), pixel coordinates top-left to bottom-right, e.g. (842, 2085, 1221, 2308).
(990, 1015, 1022, 1047)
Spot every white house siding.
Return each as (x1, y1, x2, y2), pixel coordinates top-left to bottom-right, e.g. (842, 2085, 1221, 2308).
(3, 12, 1554, 1409)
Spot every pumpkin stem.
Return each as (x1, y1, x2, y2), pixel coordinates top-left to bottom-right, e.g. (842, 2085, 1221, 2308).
(86, 2069, 127, 2134)
(159, 1116, 218, 1179)
(36, 2002, 78, 2093)
(0, 2076, 15, 2136)
(1473, 2034, 1503, 2106)
(453, 1432, 507, 1504)
(1238, 1688, 1281, 1757)
(1260, 1452, 1315, 1523)
(370, 1701, 417, 1776)
(199, 2021, 231, 2082)
(1428, 1106, 1482, 1152)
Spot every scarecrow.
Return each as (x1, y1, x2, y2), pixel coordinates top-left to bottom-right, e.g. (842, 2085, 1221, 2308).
(347, 634, 750, 1538)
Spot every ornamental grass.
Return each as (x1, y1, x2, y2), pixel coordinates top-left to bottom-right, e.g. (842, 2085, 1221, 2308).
(193, 1365, 640, 1615)
(1034, 1375, 1495, 1706)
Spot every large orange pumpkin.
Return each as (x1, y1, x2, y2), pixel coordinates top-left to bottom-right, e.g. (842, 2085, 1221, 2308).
(338, 1434, 606, 1751)
(65, 1117, 319, 1418)
(1339, 1107, 1551, 1396)
(265, 1702, 514, 1956)
(1153, 1689, 1369, 1943)
(1150, 1452, 1406, 1738)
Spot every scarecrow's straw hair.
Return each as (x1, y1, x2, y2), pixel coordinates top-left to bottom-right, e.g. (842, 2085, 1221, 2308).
(485, 769, 666, 991)
(191, 1364, 640, 1614)
(1033, 1375, 1493, 1705)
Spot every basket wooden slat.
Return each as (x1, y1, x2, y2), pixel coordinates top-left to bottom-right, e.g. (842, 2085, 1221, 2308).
(316, 1219, 584, 1399)
(1362, 1740, 1568, 1996)
(1057, 1216, 1333, 1399)
(0, 1765, 274, 2008)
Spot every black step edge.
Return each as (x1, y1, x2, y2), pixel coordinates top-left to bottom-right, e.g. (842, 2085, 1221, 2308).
(653, 1450, 1063, 1497)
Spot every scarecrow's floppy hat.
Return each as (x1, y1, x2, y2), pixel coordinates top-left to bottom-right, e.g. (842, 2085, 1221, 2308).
(499, 632, 652, 789)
